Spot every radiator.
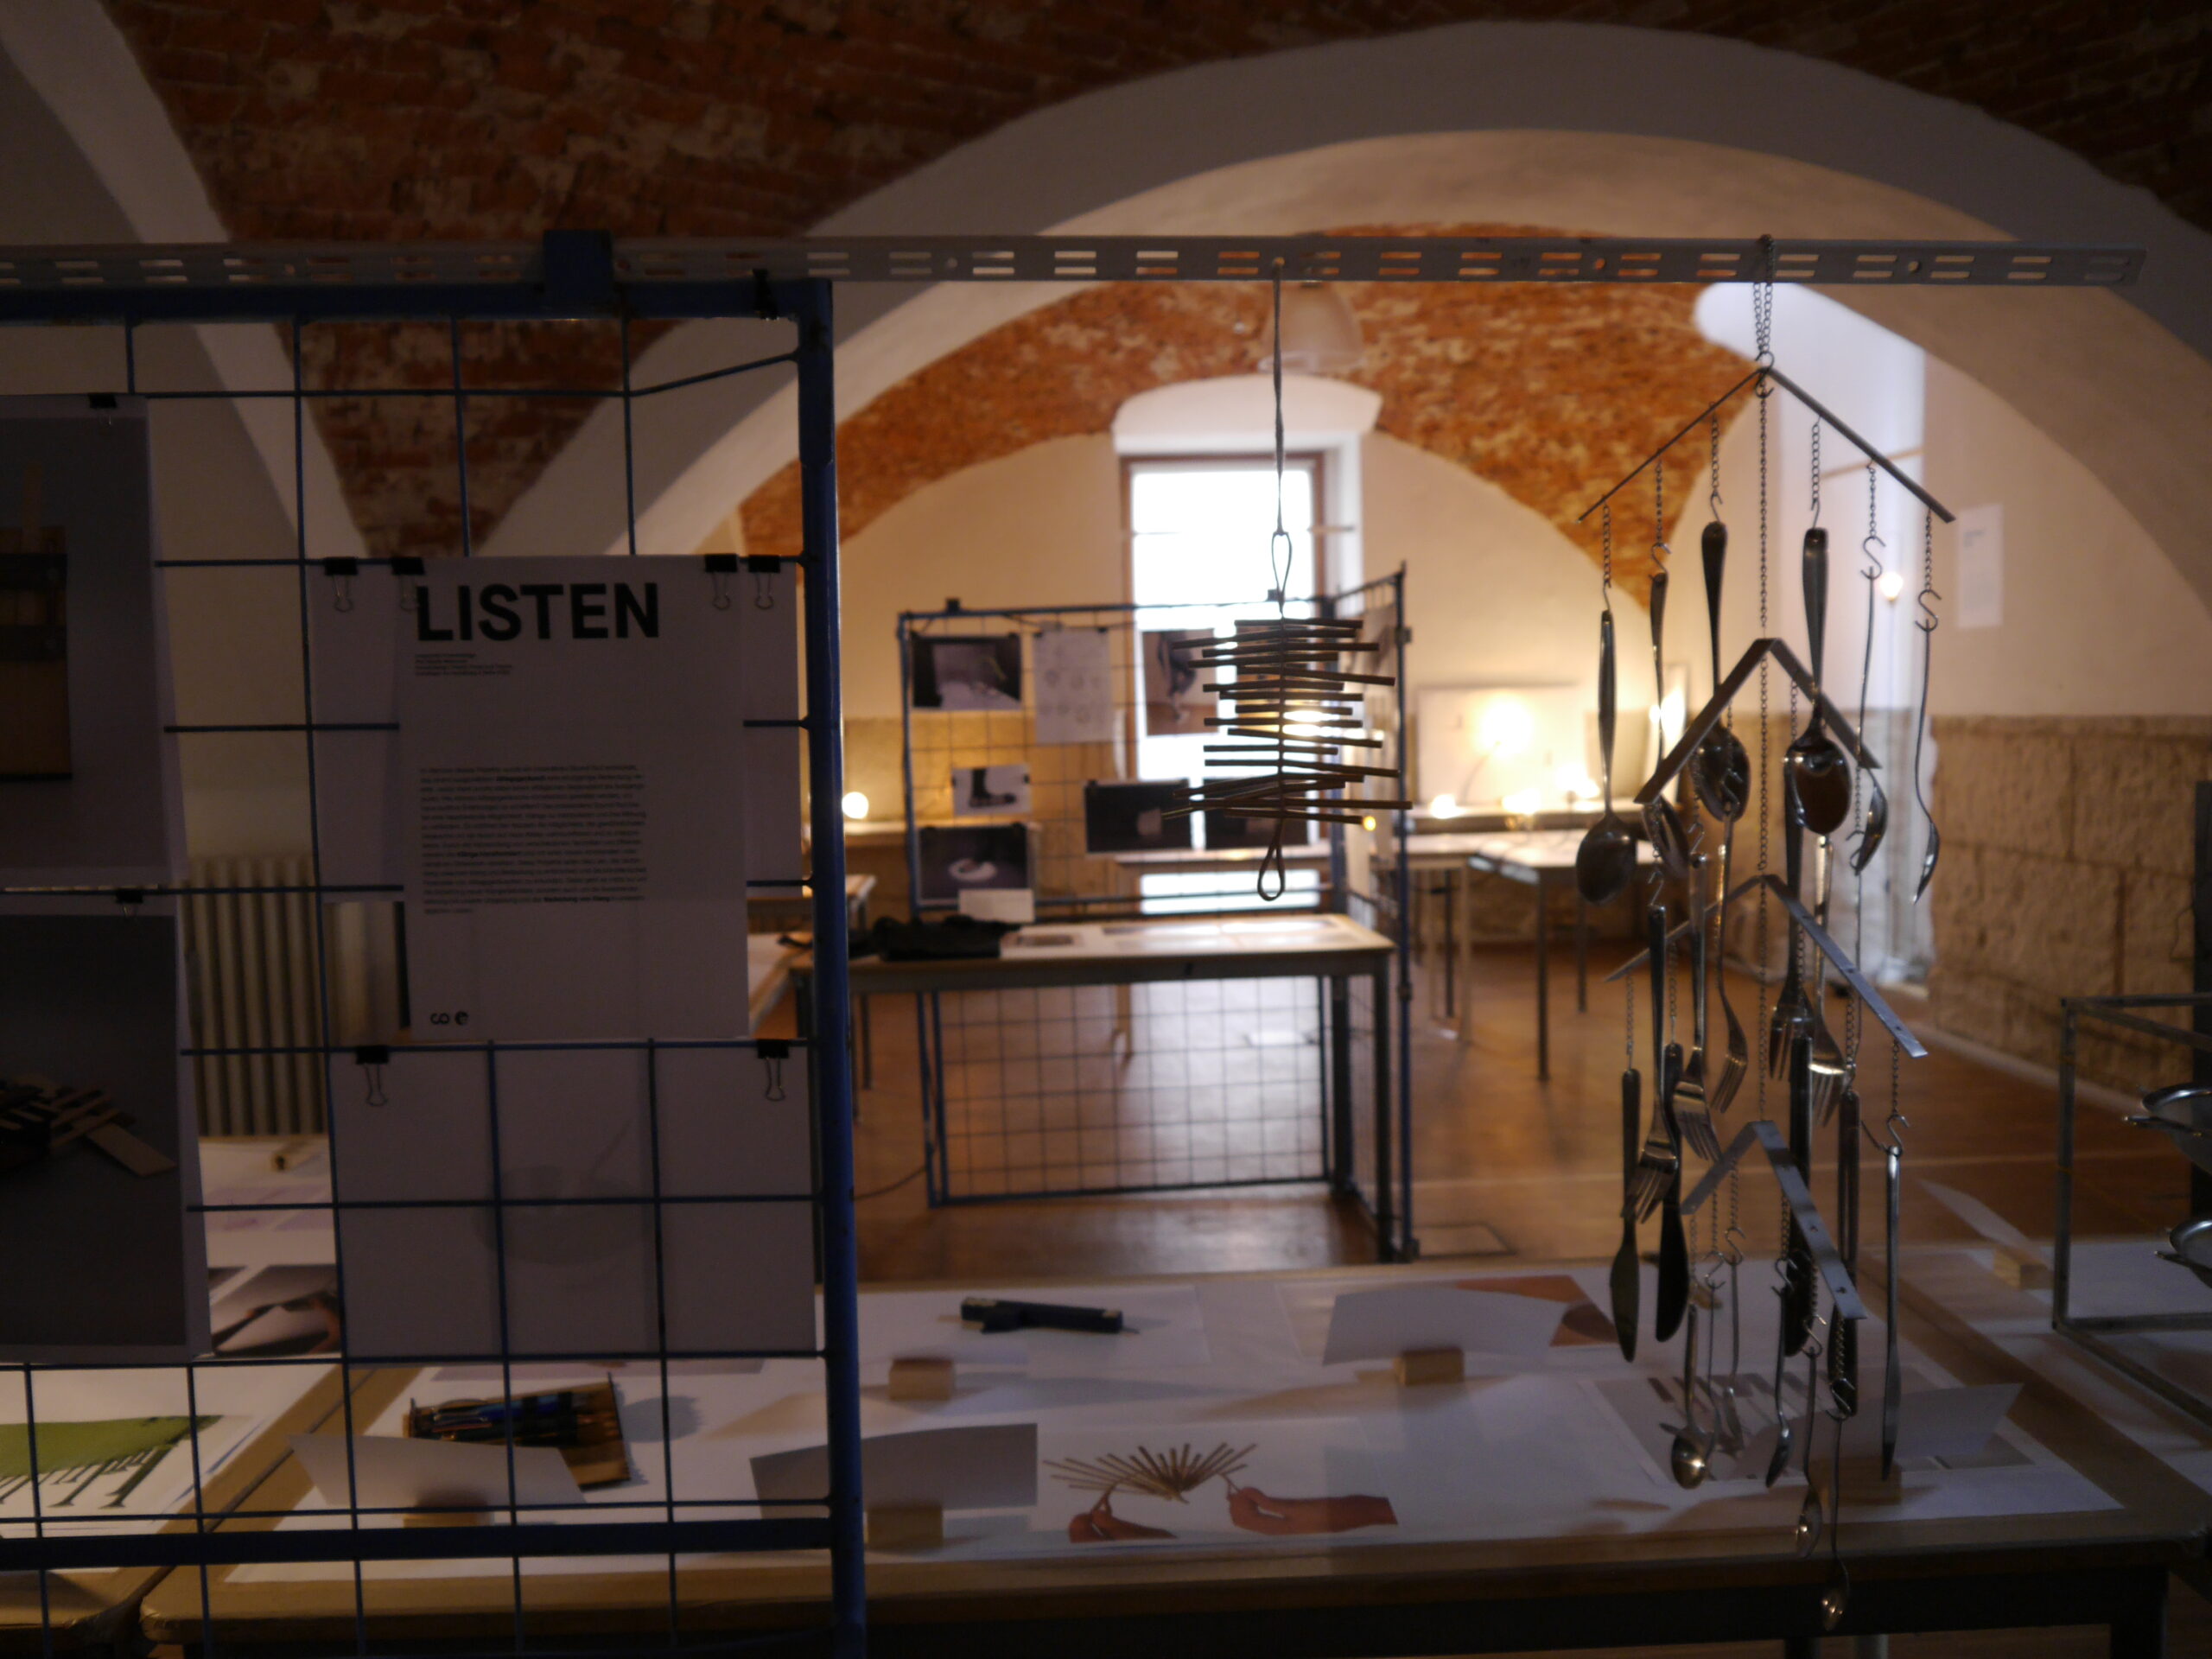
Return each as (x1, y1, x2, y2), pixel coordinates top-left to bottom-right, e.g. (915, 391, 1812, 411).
(182, 855, 326, 1136)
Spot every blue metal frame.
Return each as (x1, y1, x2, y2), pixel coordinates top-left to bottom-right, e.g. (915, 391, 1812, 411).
(0, 240, 868, 1655)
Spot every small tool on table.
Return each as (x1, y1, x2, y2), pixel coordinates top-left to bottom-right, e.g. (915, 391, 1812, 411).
(960, 1296, 1124, 1335)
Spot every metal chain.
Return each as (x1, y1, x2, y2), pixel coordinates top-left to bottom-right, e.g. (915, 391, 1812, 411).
(1804, 416, 1822, 526)
(1754, 334, 1771, 1121)
(1602, 499, 1614, 605)
(1708, 411, 1723, 517)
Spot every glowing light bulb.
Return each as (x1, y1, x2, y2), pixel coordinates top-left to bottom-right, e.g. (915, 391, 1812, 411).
(1878, 570, 1906, 601)
(841, 791, 869, 821)
(1478, 696, 1535, 759)
(1430, 794, 1461, 821)
(1361, 816, 1377, 832)
(1502, 788, 1541, 817)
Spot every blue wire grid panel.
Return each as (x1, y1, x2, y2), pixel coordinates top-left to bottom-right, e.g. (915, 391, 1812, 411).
(0, 253, 868, 1657)
(894, 585, 1412, 1247)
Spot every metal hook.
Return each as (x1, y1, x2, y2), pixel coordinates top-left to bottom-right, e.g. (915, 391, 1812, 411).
(763, 1052, 786, 1103)
(709, 569, 734, 611)
(333, 576, 354, 613)
(753, 570, 776, 611)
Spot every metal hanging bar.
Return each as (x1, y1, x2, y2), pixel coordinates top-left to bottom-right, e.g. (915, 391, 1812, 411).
(0, 234, 2143, 326)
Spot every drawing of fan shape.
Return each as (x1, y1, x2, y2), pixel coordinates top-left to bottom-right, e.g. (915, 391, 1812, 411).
(1046, 1441, 1254, 1503)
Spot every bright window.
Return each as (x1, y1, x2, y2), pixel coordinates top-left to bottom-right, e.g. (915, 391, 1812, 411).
(1125, 456, 1325, 906)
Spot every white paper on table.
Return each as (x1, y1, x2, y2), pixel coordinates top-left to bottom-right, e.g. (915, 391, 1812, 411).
(959, 888, 1035, 924)
(1321, 1284, 1566, 1363)
(751, 1423, 1039, 1510)
(289, 1433, 582, 1512)
(1921, 1182, 2049, 1265)
(397, 556, 750, 1042)
(1031, 628, 1116, 746)
(1036, 1416, 1392, 1549)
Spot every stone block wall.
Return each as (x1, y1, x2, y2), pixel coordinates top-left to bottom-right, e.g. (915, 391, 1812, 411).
(1929, 716, 2212, 1090)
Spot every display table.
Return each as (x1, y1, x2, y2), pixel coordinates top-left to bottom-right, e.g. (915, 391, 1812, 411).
(1387, 830, 1656, 1079)
(0, 1363, 351, 1653)
(134, 1258, 2200, 1656)
(809, 913, 1400, 1228)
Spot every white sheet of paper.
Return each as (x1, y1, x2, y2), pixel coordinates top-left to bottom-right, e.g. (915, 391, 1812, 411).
(959, 888, 1035, 924)
(1321, 1284, 1566, 1363)
(1031, 628, 1116, 746)
(0, 397, 184, 887)
(308, 566, 407, 891)
(398, 556, 750, 1041)
(289, 1433, 581, 1511)
(750, 1422, 1038, 1510)
(1921, 1181, 2048, 1265)
(1955, 503, 2003, 629)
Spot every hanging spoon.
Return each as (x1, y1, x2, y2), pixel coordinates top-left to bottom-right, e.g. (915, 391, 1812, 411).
(1576, 609, 1636, 906)
(1794, 1321, 1825, 1557)
(1911, 583, 1942, 901)
(1689, 520, 1752, 821)
(1783, 526, 1853, 837)
(1669, 1302, 1712, 1489)
(1820, 1407, 1852, 1630)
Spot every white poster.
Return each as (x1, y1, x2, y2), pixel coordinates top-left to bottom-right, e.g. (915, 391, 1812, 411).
(330, 1044, 815, 1360)
(398, 556, 750, 1041)
(1955, 503, 2004, 630)
(1032, 627, 1116, 745)
(0, 397, 184, 887)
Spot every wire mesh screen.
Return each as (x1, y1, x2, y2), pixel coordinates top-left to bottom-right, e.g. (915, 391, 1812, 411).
(0, 279, 865, 1654)
(899, 601, 1329, 918)
(1321, 573, 1413, 1257)
(931, 976, 1330, 1198)
(898, 591, 1404, 1215)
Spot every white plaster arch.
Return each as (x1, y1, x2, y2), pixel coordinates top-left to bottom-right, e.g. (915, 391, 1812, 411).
(0, 0, 367, 561)
(477, 19, 2212, 621)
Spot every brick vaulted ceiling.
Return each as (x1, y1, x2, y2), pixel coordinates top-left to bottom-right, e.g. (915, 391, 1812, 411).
(741, 225, 1749, 596)
(104, 2, 2212, 558)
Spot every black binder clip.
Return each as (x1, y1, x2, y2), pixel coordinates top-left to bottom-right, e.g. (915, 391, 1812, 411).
(702, 552, 738, 611)
(756, 1038, 791, 1103)
(354, 1045, 391, 1108)
(391, 555, 427, 613)
(321, 556, 359, 613)
(743, 555, 781, 610)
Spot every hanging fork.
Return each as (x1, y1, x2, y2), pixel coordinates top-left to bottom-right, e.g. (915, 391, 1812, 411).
(1671, 840, 1723, 1162)
(1625, 903, 1683, 1221)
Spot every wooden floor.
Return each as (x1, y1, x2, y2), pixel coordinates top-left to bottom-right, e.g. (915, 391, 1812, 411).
(845, 935, 2212, 1655)
(850, 941, 2190, 1280)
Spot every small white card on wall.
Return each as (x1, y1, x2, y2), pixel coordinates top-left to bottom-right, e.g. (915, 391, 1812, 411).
(1955, 504, 2003, 630)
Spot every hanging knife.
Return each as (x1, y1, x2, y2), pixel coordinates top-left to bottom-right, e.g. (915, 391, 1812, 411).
(1611, 1067, 1641, 1361)
(1829, 1087, 1862, 1417)
(1783, 1032, 1816, 1354)
(1881, 1135, 1904, 1478)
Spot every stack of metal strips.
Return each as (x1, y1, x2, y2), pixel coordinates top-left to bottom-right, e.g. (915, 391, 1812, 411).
(1178, 617, 1413, 826)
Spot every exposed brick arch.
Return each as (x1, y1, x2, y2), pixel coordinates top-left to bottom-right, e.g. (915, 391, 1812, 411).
(740, 226, 1747, 595)
(99, 2, 2209, 555)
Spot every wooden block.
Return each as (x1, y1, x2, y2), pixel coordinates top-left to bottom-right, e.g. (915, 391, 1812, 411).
(866, 1503, 944, 1550)
(1837, 1459, 1909, 1506)
(1991, 1246, 2054, 1291)
(887, 1357, 955, 1402)
(403, 1502, 489, 1529)
(1392, 1347, 1465, 1387)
